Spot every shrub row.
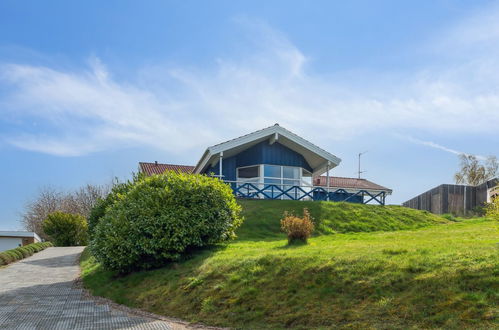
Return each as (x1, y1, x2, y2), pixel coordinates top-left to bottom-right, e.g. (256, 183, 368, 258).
(0, 242, 53, 266)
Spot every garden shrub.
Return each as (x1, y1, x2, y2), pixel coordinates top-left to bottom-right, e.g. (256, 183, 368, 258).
(3, 251, 16, 262)
(0, 252, 12, 264)
(16, 247, 32, 258)
(37, 242, 53, 249)
(43, 211, 88, 246)
(441, 213, 458, 222)
(486, 197, 499, 221)
(24, 245, 36, 254)
(9, 249, 23, 260)
(281, 208, 315, 244)
(88, 174, 143, 238)
(30, 244, 42, 252)
(471, 204, 487, 217)
(0, 242, 53, 266)
(91, 172, 243, 273)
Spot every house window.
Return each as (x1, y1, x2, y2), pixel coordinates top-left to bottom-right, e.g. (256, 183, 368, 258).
(236, 164, 312, 199)
(264, 165, 281, 178)
(238, 165, 259, 179)
(263, 165, 306, 199)
(301, 168, 312, 186)
(283, 166, 300, 179)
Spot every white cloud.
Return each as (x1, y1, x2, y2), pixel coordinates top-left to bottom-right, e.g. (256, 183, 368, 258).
(1, 15, 499, 156)
(402, 136, 486, 160)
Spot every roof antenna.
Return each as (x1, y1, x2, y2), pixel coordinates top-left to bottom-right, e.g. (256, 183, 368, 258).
(358, 151, 368, 179)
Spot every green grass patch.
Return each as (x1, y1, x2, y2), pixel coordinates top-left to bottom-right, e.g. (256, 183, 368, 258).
(80, 200, 498, 329)
(236, 199, 449, 240)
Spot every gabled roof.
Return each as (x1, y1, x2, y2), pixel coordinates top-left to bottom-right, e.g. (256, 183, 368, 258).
(139, 162, 194, 175)
(0, 231, 41, 241)
(314, 176, 392, 194)
(194, 124, 341, 176)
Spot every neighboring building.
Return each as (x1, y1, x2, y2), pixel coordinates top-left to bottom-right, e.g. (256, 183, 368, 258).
(490, 185, 499, 201)
(0, 231, 41, 252)
(402, 178, 499, 215)
(139, 124, 392, 204)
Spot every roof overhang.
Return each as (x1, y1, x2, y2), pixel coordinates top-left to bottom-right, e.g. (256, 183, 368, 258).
(0, 231, 41, 241)
(194, 124, 341, 176)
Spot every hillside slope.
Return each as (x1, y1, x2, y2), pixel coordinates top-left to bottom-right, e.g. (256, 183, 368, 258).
(81, 219, 496, 329)
(236, 199, 449, 240)
(80, 201, 497, 329)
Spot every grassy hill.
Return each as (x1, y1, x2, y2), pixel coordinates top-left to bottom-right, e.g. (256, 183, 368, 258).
(236, 199, 449, 240)
(80, 200, 497, 329)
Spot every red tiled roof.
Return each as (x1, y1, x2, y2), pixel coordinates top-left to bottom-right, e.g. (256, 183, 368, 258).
(139, 162, 195, 176)
(314, 176, 392, 193)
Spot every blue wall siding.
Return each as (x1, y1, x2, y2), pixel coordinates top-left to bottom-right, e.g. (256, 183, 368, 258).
(312, 191, 364, 203)
(202, 141, 313, 180)
(205, 156, 237, 181)
(236, 141, 313, 171)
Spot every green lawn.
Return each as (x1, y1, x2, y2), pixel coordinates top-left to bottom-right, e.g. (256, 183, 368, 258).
(236, 199, 449, 240)
(80, 201, 498, 329)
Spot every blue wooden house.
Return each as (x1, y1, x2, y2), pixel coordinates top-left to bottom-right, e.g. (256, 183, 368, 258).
(140, 124, 392, 204)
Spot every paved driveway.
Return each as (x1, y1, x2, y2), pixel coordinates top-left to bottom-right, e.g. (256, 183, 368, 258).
(0, 247, 193, 329)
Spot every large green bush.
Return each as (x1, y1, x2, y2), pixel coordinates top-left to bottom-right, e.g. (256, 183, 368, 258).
(88, 174, 144, 238)
(91, 172, 243, 273)
(43, 211, 88, 246)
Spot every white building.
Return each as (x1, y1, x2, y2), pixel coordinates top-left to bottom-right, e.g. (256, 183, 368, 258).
(0, 231, 41, 252)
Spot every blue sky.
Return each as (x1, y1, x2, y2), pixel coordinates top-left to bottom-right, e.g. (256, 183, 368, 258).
(1, 1, 499, 229)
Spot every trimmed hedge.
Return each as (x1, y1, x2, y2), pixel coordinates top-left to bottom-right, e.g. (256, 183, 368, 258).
(91, 172, 243, 273)
(0, 242, 53, 266)
(43, 212, 88, 246)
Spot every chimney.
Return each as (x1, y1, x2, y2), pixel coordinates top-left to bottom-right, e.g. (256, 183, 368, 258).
(154, 161, 158, 166)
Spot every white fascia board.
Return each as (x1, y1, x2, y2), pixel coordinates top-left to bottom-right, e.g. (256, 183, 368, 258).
(194, 125, 342, 174)
(0, 231, 40, 239)
(33, 232, 41, 242)
(209, 126, 279, 155)
(193, 149, 211, 174)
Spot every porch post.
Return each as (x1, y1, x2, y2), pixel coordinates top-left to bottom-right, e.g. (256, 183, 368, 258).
(219, 152, 223, 179)
(326, 161, 330, 201)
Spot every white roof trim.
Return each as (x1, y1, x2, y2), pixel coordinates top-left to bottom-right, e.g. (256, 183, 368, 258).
(0, 231, 41, 241)
(194, 124, 341, 174)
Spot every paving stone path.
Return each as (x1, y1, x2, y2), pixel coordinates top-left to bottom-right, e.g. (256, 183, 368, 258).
(0, 247, 195, 329)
